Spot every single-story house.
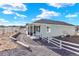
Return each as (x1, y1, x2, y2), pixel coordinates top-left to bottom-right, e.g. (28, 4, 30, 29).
(26, 19, 76, 39)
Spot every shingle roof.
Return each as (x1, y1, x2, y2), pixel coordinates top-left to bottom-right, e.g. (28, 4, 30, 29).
(34, 19, 74, 26)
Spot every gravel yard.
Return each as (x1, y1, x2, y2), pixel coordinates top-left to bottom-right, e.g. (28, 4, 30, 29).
(55, 36, 79, 44)
(0, 35, 60, 56)
(0, 32, 60, 56)
(0, 32, 19, 52)
(0, 32, 78, 56)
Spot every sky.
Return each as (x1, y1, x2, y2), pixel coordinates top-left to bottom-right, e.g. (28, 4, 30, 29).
(0, 3, 79, 26)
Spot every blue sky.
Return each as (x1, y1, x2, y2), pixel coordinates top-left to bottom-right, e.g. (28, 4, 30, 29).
(0, 3, 79, 26)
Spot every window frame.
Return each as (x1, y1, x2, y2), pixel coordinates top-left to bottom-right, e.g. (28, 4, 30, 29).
(47, 26, 51, 33)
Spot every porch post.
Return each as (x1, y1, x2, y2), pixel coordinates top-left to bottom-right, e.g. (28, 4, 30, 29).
(27, 26, 29, 35)
(60, 40, 62, 49)
(32, 25, 34, 36)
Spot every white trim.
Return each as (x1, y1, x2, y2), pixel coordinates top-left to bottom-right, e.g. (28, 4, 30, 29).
(62, 40, 79, 47)
(50, 41, 59, 47)
(63, 44, 79, 51)
(10, 36, 17, 40)
(52, 37, 61, 42)
(16, 41, 30, 48)
(50, 39, 60, 45)
(63, 47, 79, 55)
(48, 37, 79, 55)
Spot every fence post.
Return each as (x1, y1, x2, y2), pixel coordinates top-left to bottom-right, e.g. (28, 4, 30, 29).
(48, 38, 50, 43)
(48, 37, 51, 43)
(60, 40, 62, 49)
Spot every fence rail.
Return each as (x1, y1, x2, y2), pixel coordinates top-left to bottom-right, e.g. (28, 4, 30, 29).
(41, 37, 79, 55)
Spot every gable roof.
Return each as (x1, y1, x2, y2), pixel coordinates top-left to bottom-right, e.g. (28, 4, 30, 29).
(34, 19, 74, 26)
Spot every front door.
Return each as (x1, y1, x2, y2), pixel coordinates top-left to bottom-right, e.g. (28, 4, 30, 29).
(28, 26, 33, 36)
(28, 25, 40, 36)
(34, 26, 40, 35)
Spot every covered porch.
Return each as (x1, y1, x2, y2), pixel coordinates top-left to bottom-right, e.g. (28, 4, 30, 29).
(27, 24, 41, 39)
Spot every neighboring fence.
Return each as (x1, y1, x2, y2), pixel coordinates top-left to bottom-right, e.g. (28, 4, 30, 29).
(42, 37, 79, 55)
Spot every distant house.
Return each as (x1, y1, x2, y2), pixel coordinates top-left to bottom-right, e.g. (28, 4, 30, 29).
(26, 19, 76, 39)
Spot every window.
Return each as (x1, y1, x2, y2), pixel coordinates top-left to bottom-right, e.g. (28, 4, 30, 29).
(47, 26, 51, 33)
(34, 26, 40, 32)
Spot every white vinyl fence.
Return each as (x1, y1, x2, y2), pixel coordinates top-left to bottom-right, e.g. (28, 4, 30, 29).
(42, 37, 79, 55)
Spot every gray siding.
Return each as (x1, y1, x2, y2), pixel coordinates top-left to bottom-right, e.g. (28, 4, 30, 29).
(34, 23, 75, 37)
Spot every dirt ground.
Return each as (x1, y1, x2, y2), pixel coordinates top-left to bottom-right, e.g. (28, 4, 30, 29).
(0, 32, 18, 51)
(56, 35, 79, 44)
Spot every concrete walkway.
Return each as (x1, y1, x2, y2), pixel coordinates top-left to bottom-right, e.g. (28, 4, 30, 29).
(15, 33, 60, 56)
(0, 45, 60, 56)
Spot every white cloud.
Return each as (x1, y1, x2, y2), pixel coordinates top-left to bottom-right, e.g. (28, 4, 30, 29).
(65, 14, 78, 18)
(14, 17, 17, 19)
(2, 9, 14, 14)
(15, 13, 27, 18)
(7, 20, 27, 26)
(0, 19, 9, 22)
(1, 3, 27, 19)
(0, 3, 27, 11)
(0, 18, 9, 25)
(39, 8, 59, 17)
(0, 18, 26, 26)
(48, 3, 75, 8)
(2, 10, 27, 18)
(32, 8, 60, 20)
